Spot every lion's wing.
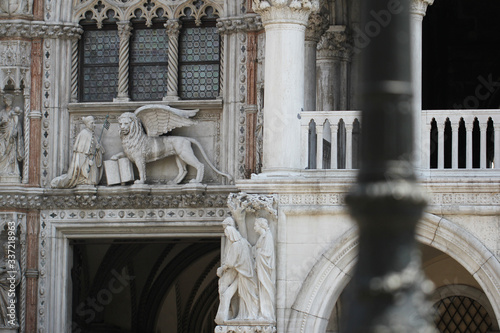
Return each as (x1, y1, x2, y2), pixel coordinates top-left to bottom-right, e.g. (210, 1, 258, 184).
(135, 104, 199, 137)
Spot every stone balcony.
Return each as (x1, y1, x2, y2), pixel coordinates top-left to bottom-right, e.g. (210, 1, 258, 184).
(300, 109, 500, 181)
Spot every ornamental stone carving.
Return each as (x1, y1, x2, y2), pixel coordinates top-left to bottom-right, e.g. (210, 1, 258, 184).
(217, 15, 263, 35)
(0, 95, 24, 184)
(252, 0, 320, 24)
(0, 0, 32, 16)
(110, 105, 232, 185)
(410, 0, 434, 16)
(317, 27, 352, 60)
(305, 12, 328, 42)
(216, 193, 277, 330)
(0, 22, 82, 39)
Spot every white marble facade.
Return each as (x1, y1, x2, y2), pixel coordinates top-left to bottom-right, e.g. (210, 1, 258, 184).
(0, 0, 499, 333)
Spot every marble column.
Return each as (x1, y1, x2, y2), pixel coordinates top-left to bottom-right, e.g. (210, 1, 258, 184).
(163, 19, 181, 101)
(29, 39, 43, 187)
(114, 21, 132, 102)
(254, 0, 319, 174)
(410, 0, 434, 169)
(25, 211, 39, 333)
(304, 12, 328, 111)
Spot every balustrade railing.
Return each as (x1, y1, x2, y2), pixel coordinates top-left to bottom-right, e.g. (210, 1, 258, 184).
(301, 109, 500, 171)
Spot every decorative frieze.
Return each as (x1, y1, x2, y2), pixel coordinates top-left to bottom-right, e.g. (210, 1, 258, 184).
(0, 187, 233, 209)
(217, 15, 263, 34)
(215, 325, 277, 333)
(0, 0, 33, 16)
(0, 21, 82, 39)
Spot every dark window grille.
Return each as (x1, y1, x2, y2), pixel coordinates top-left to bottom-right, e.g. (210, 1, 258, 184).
(130, 21, 169, 101)
(434, 296, 492, 333)
(178, 15, 220, 100)
(80, 24, 119, 102)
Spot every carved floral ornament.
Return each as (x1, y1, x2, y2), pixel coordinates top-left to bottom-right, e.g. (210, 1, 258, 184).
(410, 0, 434, 16)
(73, 0, 223, 27)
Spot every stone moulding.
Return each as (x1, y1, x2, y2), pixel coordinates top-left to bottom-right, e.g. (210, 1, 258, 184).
(0, 185, 236, 210)
(0, 20, 83, 39)
(215, 325, 277, 333)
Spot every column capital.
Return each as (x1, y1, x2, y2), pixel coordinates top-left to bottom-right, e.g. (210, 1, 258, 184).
(410, 0, 434, 16)
(305, 12, 329, 42)
(317, 26, 352, 60)
(165, 19, 182, 37)
(117, 20, 132, 39)
(253, 0, 320, 26)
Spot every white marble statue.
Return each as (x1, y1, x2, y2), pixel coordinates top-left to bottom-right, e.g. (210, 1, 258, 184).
(253, 218, 276, 322)
(0, 242, 21, 328)
(51, 116, 105, 188)
(0, 94, 24, 183)
(111, 105, 232, 185)
(215, 217, 259, 324)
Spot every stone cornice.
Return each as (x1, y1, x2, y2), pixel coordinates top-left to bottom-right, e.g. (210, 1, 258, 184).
(0, 185, 236, 210)
(253, 0, 320, 26)
(0, 20, 83, 39)
(410, 0, 434, 16)
(217, 15, 263, 35)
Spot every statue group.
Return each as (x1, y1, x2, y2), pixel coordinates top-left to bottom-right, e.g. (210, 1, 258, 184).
(215, 193, 277, 325)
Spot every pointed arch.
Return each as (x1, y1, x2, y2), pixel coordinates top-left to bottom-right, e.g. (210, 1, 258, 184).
(287, 213, 500, 333)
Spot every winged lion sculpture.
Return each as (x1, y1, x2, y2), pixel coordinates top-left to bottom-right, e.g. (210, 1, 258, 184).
(111, 105, 232, 185)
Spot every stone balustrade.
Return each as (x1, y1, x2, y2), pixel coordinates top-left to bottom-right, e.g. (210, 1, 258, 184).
(301, 109, 500, 171)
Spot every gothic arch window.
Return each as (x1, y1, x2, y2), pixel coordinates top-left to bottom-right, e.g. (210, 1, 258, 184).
(73, 0, 222, 103)
(434, 296, 493, 333)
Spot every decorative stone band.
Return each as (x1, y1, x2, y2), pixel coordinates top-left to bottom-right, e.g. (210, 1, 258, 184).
(0, 20, 83, 39)
(217, 15, 263, 35)
(215, 325, 277, 333)
(0, 186, 234, 210)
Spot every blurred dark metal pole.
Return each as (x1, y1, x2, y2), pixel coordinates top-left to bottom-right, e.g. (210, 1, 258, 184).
(344, 0, 436, 331)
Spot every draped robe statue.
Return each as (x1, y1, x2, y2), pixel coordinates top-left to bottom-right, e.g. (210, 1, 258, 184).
(215, 217, 259, 324)
(0, 94, 24, 183)
(51, 116, 104, 188)
(253, 218, 276, 322)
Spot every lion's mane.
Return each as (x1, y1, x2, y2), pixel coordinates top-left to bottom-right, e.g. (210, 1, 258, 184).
(118, 112, 146, 156)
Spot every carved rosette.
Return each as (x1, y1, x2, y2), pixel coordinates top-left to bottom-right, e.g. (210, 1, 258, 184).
(252, 0, 320, 26)
(317, 28, 352, 60)
(305, 12, 328, 42)
(410, 0, 434, 16)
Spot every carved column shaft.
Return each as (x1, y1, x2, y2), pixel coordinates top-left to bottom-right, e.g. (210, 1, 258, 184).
(245, 31, 259, 176)
(164, 19, 181, 101)
(70, 38, 79, 103)
(26, 211, 40, 333)
(115, 21, 132, 102)
(29, 39, 42, 187)
(219, 33, 224, 97)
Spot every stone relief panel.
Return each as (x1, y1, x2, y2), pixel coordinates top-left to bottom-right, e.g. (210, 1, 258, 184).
(0, 0, 33, 16)
(216, 192, 277, 331)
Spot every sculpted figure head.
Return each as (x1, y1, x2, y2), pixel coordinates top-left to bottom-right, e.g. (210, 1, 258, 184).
(118, 112, 139, 137)
(82, 116, 95, 131)
(254, 217, 270, 235)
